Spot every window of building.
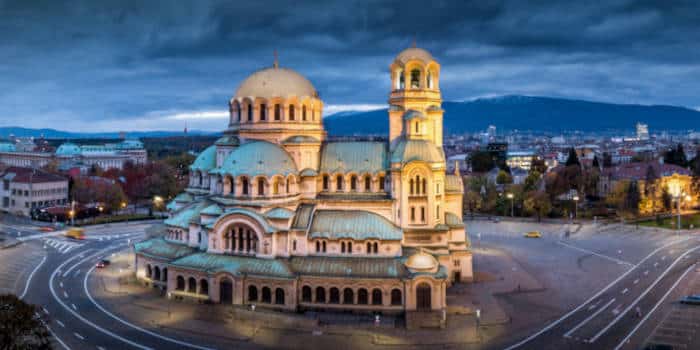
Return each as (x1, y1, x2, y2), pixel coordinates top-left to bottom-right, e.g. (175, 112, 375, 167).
(341, 241, 346, 253)
(260, 104, 267, 121)
(275, 288, 285, 305)
(373, 242, 378, 254)
(379, 176, 385, 190)
(364, 176, 371, 191)
(262, 287, 271, 303)
(410, 69, 421, 88)
(410, 207, 415, 222)
(391, 289, 402, 305)
(350, 176, 357, 191)
(336, 175, 343, 191)
(316, 287, 326, 303)
(427, 71, 433, 89)
(247, 102, 253, 121)
(329, 288, 340, 304)
(343, 288, 354, 304)
(257, 178, 265, 196)
(248, 285, 258, 301)
(454, 259, 461, 267)
(322, 175, 329, 190)
(274, 104, 281, 120)
(302, 105, 307, 121)
(422, 178, 427, 194)
(372, 288, 383, 305)
(358, 289, 368, 305)
(399, 70, 405, 89)
(322, 241, 327, 253)
(302, 286, 312, 302)
(421, 207, 426, 223)
(347, 241, 352, 254)
(289, 105, 295, 121)
(292, 240, 297, 251)
(436, 205, 440, 219)
(241, 177, 249, 195)
(316, 241, 320, 253)
(410, 179, 414, 194)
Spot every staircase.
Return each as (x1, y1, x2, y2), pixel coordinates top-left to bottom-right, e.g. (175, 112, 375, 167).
(405, 310, 445, 329)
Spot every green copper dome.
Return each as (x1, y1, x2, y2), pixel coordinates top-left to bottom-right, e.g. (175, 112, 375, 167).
(391, 139, 445, 165)
(55, 143, 82, 156)
(190, 145, 217, 172)
(217, 140, 297, 177)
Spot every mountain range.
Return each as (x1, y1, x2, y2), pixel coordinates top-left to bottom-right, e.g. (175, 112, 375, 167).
(2, 95, 699, 139)
(323, 95, 700, 135)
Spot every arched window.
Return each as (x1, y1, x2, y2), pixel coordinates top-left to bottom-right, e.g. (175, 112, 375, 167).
(347, 241, 353, 254)
(322, 241, 327, 253)
(275, 288, 285, 305)
(379, 176, 385, 191)
(372, 288, 383, 305)
(286, 178, 291, 193)
(242, 177, 249, 195)
(410, 69, 421, 89)
(199, 279, 209, 295)
(329, 287, 340, 304)
(260, 104, 267, 121)
(257, 178, 265, 196)
(341, 241, 346, 253)
(262, 287, 272, 303)
(410, 179, 414, 194)
(422, 178, 427, 194)
(410, 207, 416, 222)
(427, 71, 433, 89)
(350, 175, 357, 191)
(146, 264, 152, 278)
(373, 242, 378, 253)
(316, 241, 320, 253)
(274, 104, 281, 120)
(364, 176, 371, 191)
(322, 175, 329, 190)
(302, 105, 307, 121)
(302, 286, 312, 302)
(336, 175, 343, 191)
(162, 268, 168, 282)
(421, 207, 425, 223)
(292, 240, 297, 251)
(415, 121, 420, 133)
(289, 105, 295, 121)
(391, 289, 402, 305)
(315, 287, 326, 303)
(248, 285, 258, 301)
(399, 70, 405, 89)
(366, 242, 371, 254)
(343, 288, 354, 304)
(176, 276, 185, 291)
(357, 288, 368, 305)
(273, 179, 279, 195)
(247, 102, 253, 121)
(154, 266, 161, 281)
(188, 277, 197, 293)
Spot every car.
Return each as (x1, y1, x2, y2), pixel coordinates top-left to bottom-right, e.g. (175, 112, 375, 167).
(679, 295, 700, 305)
(38, 226, 54, 232)
(524, 231, 542, 238)
(65, 227, 86, 240)
(96, 259, 111, 268)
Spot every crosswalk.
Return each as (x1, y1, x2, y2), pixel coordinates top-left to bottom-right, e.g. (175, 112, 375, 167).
(43, 238, 84, 254)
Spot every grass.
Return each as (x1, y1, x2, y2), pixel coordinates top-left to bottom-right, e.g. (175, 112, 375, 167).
(638, 213, 700, 230)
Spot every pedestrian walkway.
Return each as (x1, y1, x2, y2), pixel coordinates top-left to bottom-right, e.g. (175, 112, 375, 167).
(43, 238, 84, 254)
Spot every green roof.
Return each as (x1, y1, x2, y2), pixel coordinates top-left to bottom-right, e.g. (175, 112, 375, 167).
(445, 212, 464, 228)
(289, 256, 408, 278)
(445, 174, 462, 193)
(282, 135, 320, 144)
(300, 168, 318, 177)
(403, 109, 428, 121)
(391, 139, 445, 165)
(134, 237, 196, 261)
(164, 201, 209, 228)
(291, 204, 315, 230)
(201, 204, 223, 216)
(207, 207, 276, 233)
(265, 207, 295, 220)
(214, 135, 240, 146)
(309, 210, 402, 241)
(190, 145, 217, 172)
(174, 192, 194, 203)
(320, 142, 387, 175)
(214, 140, 297, 177)
(169, 253, 295, 278)
(0, 142, 16, 152)
(55, 143, 81, 156)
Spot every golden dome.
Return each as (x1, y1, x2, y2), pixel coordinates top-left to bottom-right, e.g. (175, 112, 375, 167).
(405, 250, 439, 273)
(395, 47, 435, 64)
(235, 66, 317, 99)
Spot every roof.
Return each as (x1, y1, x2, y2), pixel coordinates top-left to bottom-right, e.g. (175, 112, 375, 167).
(169, 252, 295, 278)
(0, 142, 16, 152)
(444, 212, 464, 228)
(209, 207, 277, 233)
(265, 207, 295, 220)
(320, 142, 387, 175)
(133, 237, 196, 261)
(391, 139, 445, 165)
(173, 192, 194, 203)
(291, 204, 315, 230)
(289, 256, 409, 279)
(445, 174, 462, 193)
(164, 201, 209, 229)
(215, 140, 297, 177)
(55, 143, 82, 156)
(190, 145, 217, 172)
(309, 210, 402, 241)
(282, 135, 321, 144)
(602, 161, 692, 181)
(215, 135, 240, 147)
(395, 47, 435, 64)
(0, 167, 66, 184)
(402, 109, 428, 121)
(201, 204, 223, 216)
(300, 168, 318, 177)
(235, 66, 317, 99)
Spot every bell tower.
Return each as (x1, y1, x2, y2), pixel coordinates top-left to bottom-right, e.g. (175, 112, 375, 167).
(388, 46, 443, 150)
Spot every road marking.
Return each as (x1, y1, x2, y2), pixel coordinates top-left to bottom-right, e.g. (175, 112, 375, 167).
(45, 324, 70, 350)
(644, 270, 649, 275)
(49, 245, 154, 350)
(633, 279, 639, 285)
(63, 249, 106, 278)
(63, 291, 69, 298)
(614, 263, 697, 350)
(504, 236, 693, 350)
(42, 307, 49, 315)
(661, 256, 667, 261)
(564, 298, 616, 338)
(71, 303, 77, 311)
(587, 300, 601, 311)
(588, 244, 700, 343)
(98, 347, 106, 350)
(74, 332, 84, 340)
(56, 320, 65, 328)
(84, 264, 216, 350)
(557, 241, 634, 266)
(654, 262, 659, 267)
(19, 255, 47, 299)
(621, 288, 629, 295)
(60, 282, 63, 288)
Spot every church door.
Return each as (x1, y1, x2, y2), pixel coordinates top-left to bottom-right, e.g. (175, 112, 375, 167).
(220, 278, 233, 304)
(416, 283, 431, 311)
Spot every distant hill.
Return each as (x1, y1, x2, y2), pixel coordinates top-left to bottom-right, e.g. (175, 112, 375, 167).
(0, 127, 216, 139)
(323, 95, 700, 135)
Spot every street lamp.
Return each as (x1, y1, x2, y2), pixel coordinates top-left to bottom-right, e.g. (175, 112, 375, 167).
(668, 180, 682, 232)
(573, 195, 579, 219)
(506, 193, 514, 217)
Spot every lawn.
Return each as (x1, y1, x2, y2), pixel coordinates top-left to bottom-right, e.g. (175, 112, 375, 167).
(638, 213, 700, 230)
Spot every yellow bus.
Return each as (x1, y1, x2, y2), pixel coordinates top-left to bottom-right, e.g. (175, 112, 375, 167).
(65, 227, 86, 240)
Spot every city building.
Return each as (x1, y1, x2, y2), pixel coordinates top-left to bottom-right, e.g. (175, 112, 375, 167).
(134, 47, 472, 326)
(0, 139, 147, 171)
(597, 161, 694, 207)
(506, 150, 536, 171)
(0, 166, 68, 216)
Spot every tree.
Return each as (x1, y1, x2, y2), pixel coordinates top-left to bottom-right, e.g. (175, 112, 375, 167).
(523, 170, 541, 193)
(524, 191, 552, 221)
(625, 180, 641, 216)
(565, 148, 580, 167)
(530, 158, 547, 175)
(496, 170, 513, 185)
(469, 151, 495, 173)
(592, 155, 600, 169)
(664, 143, 688, 167)
(463, 190, 482, 219)
(0, 294, 51, 349)
(602, 152, 613, 168)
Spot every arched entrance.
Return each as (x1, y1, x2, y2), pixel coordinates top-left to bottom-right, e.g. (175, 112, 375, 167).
(220, 278, 233, 304)
(416, 283, 431, 311)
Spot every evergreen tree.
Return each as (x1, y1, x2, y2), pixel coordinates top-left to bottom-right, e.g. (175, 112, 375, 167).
(602, 152, 613, 168)
(625, 180, 641, 215)
(565, 148, 580, 167)
(644, 164, 658, 197)
(592, 155, 600, 169)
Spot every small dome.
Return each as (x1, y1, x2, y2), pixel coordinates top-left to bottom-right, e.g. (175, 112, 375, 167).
(402, 109, 428, 121)
(190, 145, 217, 172)
(219, 140, 297, 177)
(55, 143, 82, 156)
(395, 47, 435, 64)
(215, 135, 240, 147)
(235, 66, 317, 99)
(405, 250, 439, 273)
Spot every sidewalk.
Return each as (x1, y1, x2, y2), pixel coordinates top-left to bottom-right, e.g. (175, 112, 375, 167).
(94, 251, 483, 349)
(0, 233, 21, 249)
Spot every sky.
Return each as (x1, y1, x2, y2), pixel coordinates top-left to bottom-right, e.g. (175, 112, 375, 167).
(1, 0, 699, 132)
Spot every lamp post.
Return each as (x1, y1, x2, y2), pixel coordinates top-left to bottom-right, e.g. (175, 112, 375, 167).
(668, 180, 682, 232)
(573, 195, 579, 220)
(70, 200, 76, 226)
(506, 193, 514, 217)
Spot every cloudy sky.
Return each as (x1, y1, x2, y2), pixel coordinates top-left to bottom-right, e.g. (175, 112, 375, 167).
(1, 0, 699, 132)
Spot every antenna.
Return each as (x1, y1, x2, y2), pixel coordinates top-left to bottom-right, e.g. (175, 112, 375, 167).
(411, 36, 417, 48)
(273, 49, 279, 68)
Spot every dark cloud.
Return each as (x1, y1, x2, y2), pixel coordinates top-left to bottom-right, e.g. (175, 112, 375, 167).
(0, 0, 699, 131)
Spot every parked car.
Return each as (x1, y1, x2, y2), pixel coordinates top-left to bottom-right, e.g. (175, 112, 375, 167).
(679, 295, 700, 305)
(96, 259, 111, 268)
(524, 231, 542, 238)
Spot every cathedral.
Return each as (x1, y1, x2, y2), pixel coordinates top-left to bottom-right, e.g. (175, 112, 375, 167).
(134, 46, 473, 324)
